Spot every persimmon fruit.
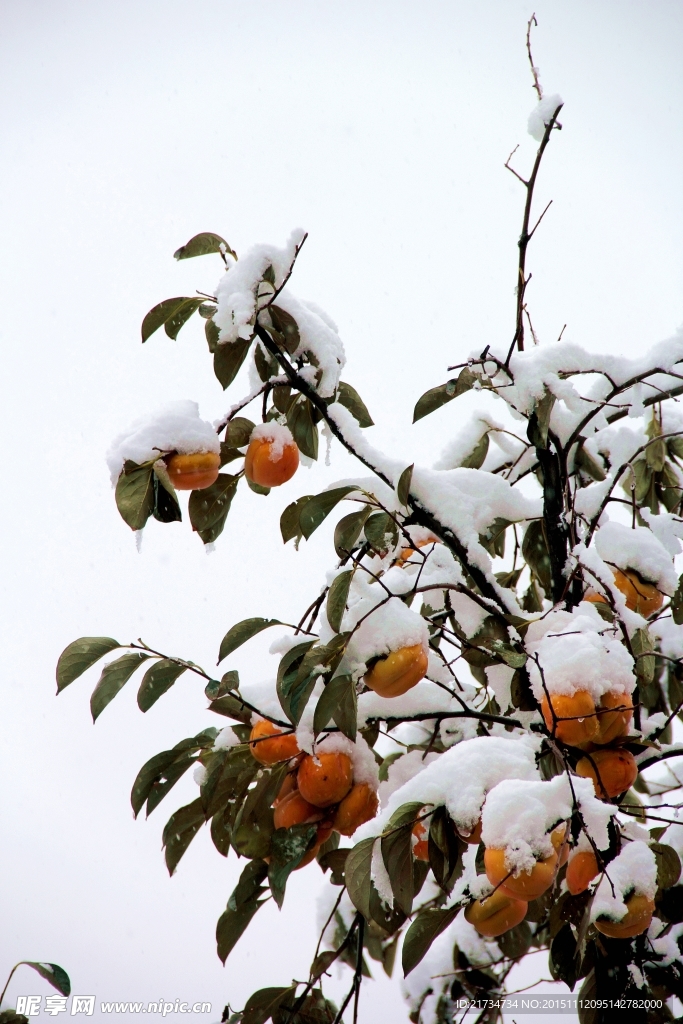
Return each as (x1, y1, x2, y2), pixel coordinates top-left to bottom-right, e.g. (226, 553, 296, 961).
(332, 783, 379, 836)
(273, 790, 323, 830)
(244, 435, 299, 488)
(587, 569, 663, 618)
(297, 752, 353, 808)
(575, 748, 638, 799)
(165, 451, 220, 490)
(249, 720, 300, 765)
(485, 847, 558, 900)
(464, 890, 528, 938)
(595, 893, 655, 939)
(594, 690, 634, 745)
(364, 644, 429, 698)
(412, 821, 429, 862)
(551, 824, 570, 866)
(566, 850, 600, 895)
(395, 536, 438, 565)
(540, 690, 599, 746)
(458, 819, 483, 845)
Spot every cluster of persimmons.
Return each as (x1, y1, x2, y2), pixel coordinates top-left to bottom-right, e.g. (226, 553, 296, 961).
(163, 431, 300, 492)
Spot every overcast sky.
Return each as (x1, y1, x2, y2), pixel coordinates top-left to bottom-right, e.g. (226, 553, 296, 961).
(1, 1, 682, 1021)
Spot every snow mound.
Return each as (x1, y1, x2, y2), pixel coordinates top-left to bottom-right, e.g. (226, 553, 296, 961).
(106, 400, 219, 483)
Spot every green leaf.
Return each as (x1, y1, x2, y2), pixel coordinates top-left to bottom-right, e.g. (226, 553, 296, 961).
(269, 305, 300, 355)
(276, 641, 317, 722)
(142, 297, 198, 342)
(364, 511, 399, 554)
(460, 432, 489, 470)
(268, 823, 318, 907)
(482, 638, 527, 669)
(549, 924, 578, 990)
(130, 733, 212, 818)
(225, 416, 255, 447)
(214, 337, 252, 389)
(19, 962, 71, 996)
(188, 473, 239, 541)
(652, 842, 682, 889)
(204, 670, 239, 701)
(0, 1012, 28, 1023)
(90, 652, 150, 721)
(115, 463, 155, 531)
(279, 642, 341, 726)
(231, 766, 287, 858)
(137, 659, 187, 712)
(241, 987, 297, 1024)
(413, 367, 476, 423)
(336, 381, 374, 428)
(428, 807, 465, 893)
(313, 673, 357, 741)
(56, 636, 121, 692)
(173, 232, 234, 261)
(527, 390, 556, 449)
(247, 477, 270, 496)
(522, 519, 552, 594)
(345, 837, 376, 920)
(576, 444, 606, 482)
(216, 859, 269, 964)
(632, 627, 656, 687)
(647, 436, 668, 473)
(401, 907, 459, 976)
(152, 470, 182, 523)
(299, 486, 359, 540)
(334, 505, 372, 559)
(672, 573, 683, 625)
(326, 571, 352, 633)
(381, 802, 423, 917)
(208, 693, 254, 725)
(287, 397, 318, 460)
(218, 617, 283, 664)
(318, 848, 349, 886)
(162, 797, 205, 875)
(164, 297, 203, 339)
(205, 317, 220, 352)
(396, 464, 413, 507)
(281, 495, 313, 545)
(497, 919, 532, 960)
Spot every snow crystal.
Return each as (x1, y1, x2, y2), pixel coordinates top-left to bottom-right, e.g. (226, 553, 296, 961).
(591, 840, 657, 923)
(106, 400, 219, 483)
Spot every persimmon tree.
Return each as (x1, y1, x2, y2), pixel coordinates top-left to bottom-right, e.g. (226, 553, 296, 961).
(57, 23, 683, 1024)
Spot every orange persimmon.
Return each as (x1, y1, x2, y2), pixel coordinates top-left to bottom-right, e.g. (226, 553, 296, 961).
(332, 783, 379, 836)
(364, 644, 429, 698)
(464, 890, 528, 938)
(595, 893, 655, 939)
(485, 847, 558, 901)
(594, 690, 634, 746)
(249, 720, 301, 765)
(575, 748, 638, 799)
(586, 569, 663, 618)
(458, 819, 483, 846)
(244, 434, 299, 488)
(566, 850, 600, 895)
(165, 451, 221, 491)
(540, 690, 599, 746)
(297, 752, 353, 808)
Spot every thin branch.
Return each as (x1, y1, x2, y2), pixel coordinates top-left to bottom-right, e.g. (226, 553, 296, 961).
(526, 13, 543, 100)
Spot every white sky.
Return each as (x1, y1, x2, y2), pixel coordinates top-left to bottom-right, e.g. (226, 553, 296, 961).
(1, 1, 682, 1021)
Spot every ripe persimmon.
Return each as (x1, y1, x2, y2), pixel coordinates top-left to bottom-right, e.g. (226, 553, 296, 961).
(364, 644, 429, 698)
(332, 783, 379, 836)
(540, 690, 599, 746)
(395, 536, 438, 565)
(594, 690, 634, 745)
(551, 824, 570, 867)
(165, 451, 220, 490)
(595, 893, 655, 939)
(485, 847, 558, 901)
(249, 720, 300, 765)
(587, 569, 663, 618)
(244, 433, 299, 488)
(464, 890, 528, 938)
(566, 850, 600, 895)
(297, 752, 353, 808)
(575, 748, 638, 799)
(273, 770, 298, 807)
(412, 821, 429, 862)
(273, 790, 323, 831)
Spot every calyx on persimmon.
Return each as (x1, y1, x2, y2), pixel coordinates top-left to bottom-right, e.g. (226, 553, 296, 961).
(364, 644, 428, 698)
(249, 719, 301, 765)
(464, 890, 528, 938)
(165, 451, 221, 491)
(244, 433, 299, 488)
(540, 689, 599, 746)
